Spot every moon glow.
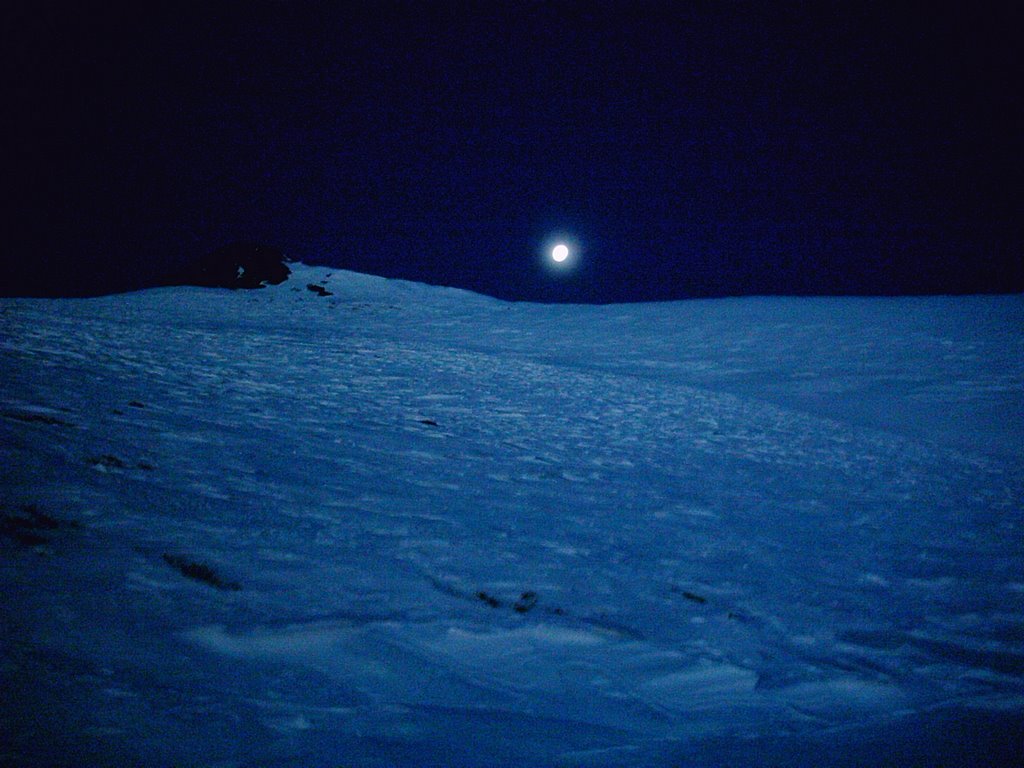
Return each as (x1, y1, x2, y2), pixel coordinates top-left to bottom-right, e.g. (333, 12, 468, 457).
(552, 244, 569, 262)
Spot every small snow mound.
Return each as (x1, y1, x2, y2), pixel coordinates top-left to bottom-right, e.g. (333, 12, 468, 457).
(184, 622, 359, 659)
(437, 624, 608, 653)
(779, 678, 907, 716)
(641, 661, 759, 703)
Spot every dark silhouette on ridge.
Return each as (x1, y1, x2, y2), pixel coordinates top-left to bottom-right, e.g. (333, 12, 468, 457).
(166, 242, 291, 290)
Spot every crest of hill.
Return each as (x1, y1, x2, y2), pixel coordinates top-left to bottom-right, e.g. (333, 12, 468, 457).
(283, 262, 504, 307)
(149, 244, 499, 308)
(106, 261, 504, 328)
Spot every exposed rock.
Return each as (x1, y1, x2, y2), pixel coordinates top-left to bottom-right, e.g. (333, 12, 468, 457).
(89, 454, 127, 470)
(162, 553, 241, 591)
(1, 409, 73, 427)
(1, 504, 80, 547)
(476, 591, 501, 608)
(671, 585, 708, 604)
(513, 591, 538, 613)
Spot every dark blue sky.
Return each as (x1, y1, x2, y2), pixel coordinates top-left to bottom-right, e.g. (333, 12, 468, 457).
(5, 1, 1022, 301)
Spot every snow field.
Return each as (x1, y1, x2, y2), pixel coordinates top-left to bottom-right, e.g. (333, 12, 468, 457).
(0, 264, 1022, 765)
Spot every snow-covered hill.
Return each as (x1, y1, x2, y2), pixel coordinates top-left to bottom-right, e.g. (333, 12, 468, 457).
(2, 264, 1022, 766)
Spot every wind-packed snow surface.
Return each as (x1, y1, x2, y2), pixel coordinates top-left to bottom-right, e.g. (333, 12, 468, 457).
(2, 264, 1022, 766)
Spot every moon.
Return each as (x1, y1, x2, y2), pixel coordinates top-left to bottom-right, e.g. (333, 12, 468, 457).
(551, 244, 569, 262)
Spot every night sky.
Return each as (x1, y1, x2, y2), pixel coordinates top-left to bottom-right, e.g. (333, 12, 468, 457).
(5, 1, 1022, 302)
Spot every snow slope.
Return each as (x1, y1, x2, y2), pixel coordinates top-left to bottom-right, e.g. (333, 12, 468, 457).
(1, 264, 1022, 766)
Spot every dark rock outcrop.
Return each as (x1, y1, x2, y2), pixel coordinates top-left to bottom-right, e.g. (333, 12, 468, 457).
(162, 553, 241, 591)
(306, 283, 332, 297)
(168, 243, 291, 289)
(1, 504, 80, 547)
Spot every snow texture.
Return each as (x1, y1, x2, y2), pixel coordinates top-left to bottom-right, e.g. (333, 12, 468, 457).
(1, 263, 1022, 766)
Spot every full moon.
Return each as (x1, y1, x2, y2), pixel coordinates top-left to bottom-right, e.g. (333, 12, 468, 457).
(551, 244, 569, 262)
